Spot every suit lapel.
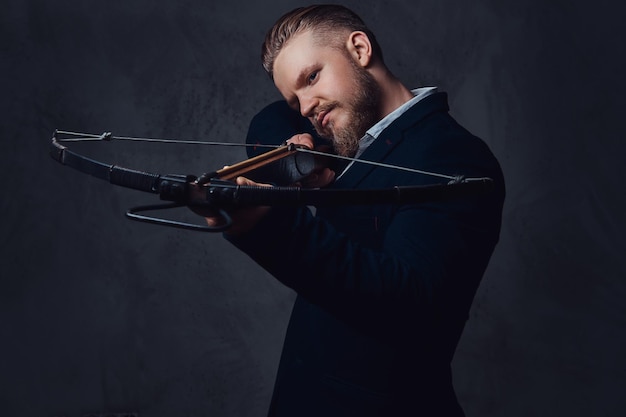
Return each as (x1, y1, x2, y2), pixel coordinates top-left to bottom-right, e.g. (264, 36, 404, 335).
(333, 92, 450, 189)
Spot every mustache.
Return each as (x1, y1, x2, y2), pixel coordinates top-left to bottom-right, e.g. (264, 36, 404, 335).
(312, 102, 338, 131)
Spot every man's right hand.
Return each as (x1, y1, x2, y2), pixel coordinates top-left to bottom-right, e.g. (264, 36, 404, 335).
(287, 133, 336, 188)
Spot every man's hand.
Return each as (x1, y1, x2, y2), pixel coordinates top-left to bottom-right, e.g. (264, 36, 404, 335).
(196, 132, 334, 235)
(203, 176, 272, 236)
(287, 133, 335, 188)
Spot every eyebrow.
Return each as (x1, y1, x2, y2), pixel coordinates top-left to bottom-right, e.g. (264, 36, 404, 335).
(295, 64, 318, 88)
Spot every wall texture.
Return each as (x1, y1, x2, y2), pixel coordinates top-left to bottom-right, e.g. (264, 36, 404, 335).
(1, 0, 625, 416)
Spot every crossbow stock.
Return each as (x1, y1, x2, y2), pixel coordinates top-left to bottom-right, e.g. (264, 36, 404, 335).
(50, 130, 494, 232)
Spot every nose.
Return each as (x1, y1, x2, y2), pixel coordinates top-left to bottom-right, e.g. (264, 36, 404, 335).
(299, 93, 318, 118)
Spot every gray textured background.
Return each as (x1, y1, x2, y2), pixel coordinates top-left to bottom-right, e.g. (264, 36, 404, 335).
(2, 0, 625, 416)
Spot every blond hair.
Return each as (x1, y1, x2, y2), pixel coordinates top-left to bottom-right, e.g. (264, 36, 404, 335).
(261, 4, 383, 78)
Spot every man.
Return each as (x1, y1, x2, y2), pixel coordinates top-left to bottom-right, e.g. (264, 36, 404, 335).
(216, 5, 505, 416)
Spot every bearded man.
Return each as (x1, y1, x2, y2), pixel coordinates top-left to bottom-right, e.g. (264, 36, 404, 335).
(214, 5, 505, 416)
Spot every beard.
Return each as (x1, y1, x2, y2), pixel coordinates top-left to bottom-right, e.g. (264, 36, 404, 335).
(312, 58, 381, 157)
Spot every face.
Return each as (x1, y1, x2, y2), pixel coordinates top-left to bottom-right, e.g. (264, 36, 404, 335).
(273, 30, 381, 157)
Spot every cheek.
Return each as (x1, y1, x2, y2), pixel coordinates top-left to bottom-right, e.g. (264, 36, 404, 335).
(338, 78, 358, 102)
(320, 69, 353, 100)
(333, 110, 352, 128)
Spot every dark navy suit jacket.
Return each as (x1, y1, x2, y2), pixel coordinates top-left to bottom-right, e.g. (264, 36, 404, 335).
(231, 92, 505, 416)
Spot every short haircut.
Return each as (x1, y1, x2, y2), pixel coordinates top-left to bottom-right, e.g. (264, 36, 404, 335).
(261, 4, 383, 78)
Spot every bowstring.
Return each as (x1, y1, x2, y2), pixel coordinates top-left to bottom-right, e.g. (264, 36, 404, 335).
(54, 130, 473, 182)
(295, 148, 460, 181)
(54, 130, 279, 148)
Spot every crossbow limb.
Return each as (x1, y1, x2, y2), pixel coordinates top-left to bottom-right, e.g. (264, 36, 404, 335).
(50, 130, 494, 232)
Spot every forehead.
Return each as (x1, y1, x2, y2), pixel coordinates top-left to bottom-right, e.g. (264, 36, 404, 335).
(273, 31, 337, 92)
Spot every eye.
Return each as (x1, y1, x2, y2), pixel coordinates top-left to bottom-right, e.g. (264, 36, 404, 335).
(307, 71, 319, 85)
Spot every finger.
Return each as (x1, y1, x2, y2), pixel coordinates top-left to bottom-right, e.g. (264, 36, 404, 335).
(286, 133, 314, 149)
(236, 176, 255, 186)
(205, 216, 223, 227)
(235, 176, 272, 187)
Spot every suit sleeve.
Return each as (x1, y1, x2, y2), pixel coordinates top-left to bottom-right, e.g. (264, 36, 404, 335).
(231, 100, 504, 328)
(225, 187, 501, 326)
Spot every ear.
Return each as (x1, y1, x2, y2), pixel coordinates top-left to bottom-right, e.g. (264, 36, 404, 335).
(346, 31, 372, 67)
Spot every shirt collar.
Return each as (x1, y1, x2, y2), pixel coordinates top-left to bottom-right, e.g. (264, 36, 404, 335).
(355, 87, 438, 157)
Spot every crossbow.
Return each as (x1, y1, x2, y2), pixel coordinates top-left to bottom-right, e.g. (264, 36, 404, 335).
(50, 130, 494, 232)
